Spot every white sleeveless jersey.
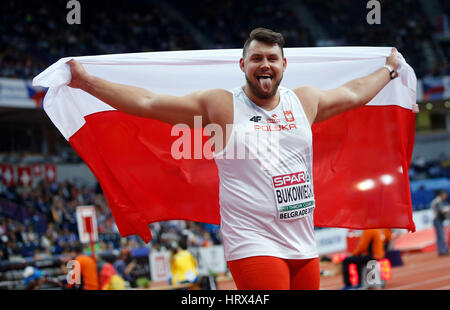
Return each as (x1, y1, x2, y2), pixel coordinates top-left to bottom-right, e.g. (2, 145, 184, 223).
(214, 86, 318, 261)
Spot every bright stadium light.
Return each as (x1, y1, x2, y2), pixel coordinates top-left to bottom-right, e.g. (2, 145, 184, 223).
(380, 174, 394, 185)
(356, 179, 375, 191)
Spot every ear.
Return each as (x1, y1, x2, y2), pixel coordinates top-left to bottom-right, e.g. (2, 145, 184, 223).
(283, 57, 287, 71)
(239, 57, 245, 72)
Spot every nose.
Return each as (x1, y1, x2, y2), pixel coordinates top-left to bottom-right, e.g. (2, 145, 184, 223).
(260, 58, 270, 70)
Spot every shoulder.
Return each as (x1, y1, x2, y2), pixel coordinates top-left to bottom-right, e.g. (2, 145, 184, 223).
(291, 86, 321, 125)
(292, 85, 321, 103)
(196, 88, 233, 104)
(431, 197, 440, 205)
(75, 254, 87, 263)
(198, 88, 233, 125)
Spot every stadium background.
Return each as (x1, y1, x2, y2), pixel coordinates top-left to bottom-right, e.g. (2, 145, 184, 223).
(1, 0, 450, 290)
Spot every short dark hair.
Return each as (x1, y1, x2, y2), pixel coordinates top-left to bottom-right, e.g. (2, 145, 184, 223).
(73, 241, 84, 254)
(439, 190, 448, 197)
(243, 28, 285, 58)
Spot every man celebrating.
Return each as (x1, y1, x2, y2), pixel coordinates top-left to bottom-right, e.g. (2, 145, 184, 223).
(67, 28, 399, 290)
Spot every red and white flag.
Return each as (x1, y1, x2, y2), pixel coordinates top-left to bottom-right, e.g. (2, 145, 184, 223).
(17, 166, 32, 187)
(45, 163, 57, 184)
(33, 47, 418, 242)
(31, 163, 43, 177)
(1, 164, 15, 187)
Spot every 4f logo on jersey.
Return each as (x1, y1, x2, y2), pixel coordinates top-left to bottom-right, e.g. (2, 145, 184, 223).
(284, 110, 295, 122)
(250, 116, 262, 122)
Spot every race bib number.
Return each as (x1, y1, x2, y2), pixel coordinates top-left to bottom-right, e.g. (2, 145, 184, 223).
(271, 169, 315, 221)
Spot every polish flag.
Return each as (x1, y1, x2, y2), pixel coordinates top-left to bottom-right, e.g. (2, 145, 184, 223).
(1, 164, 15, 187)
(33, 47, 418, 242)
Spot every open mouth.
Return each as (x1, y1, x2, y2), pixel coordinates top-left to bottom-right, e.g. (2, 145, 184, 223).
(256, 74, 272, 81)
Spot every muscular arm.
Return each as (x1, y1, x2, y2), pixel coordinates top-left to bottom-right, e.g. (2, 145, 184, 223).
(294, 48, 399, 125)
(67, 60, 228, 127)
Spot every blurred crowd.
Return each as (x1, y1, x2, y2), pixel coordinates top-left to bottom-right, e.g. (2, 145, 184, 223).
(1, 0, 449, 80)
(1, 0, 200, 80)
(169, 0, 314, 49)
(409, 153, 450, 210)
(0, 179, 222, 262)
(302, 0, 450, 78)
(410, 153, 450, 181)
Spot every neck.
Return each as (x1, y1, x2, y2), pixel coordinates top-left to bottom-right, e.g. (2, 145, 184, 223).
(242, 85, 280, 111)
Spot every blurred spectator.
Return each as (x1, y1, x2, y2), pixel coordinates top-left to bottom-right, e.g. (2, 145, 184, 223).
(113, 248, 136, 287)
(341, 229, 392, 289)
(99, 261, 126, 290)
(431, 190, 450, 256)
(23, 265, 63, 289)
(168, 239, 199, 287)
(67, 241, 99, 290)
(201, 231, 213, 247)
(23, 266, 46, 290)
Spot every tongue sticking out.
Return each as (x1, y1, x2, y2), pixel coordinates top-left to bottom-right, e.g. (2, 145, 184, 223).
(259, 77, 272, 92)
